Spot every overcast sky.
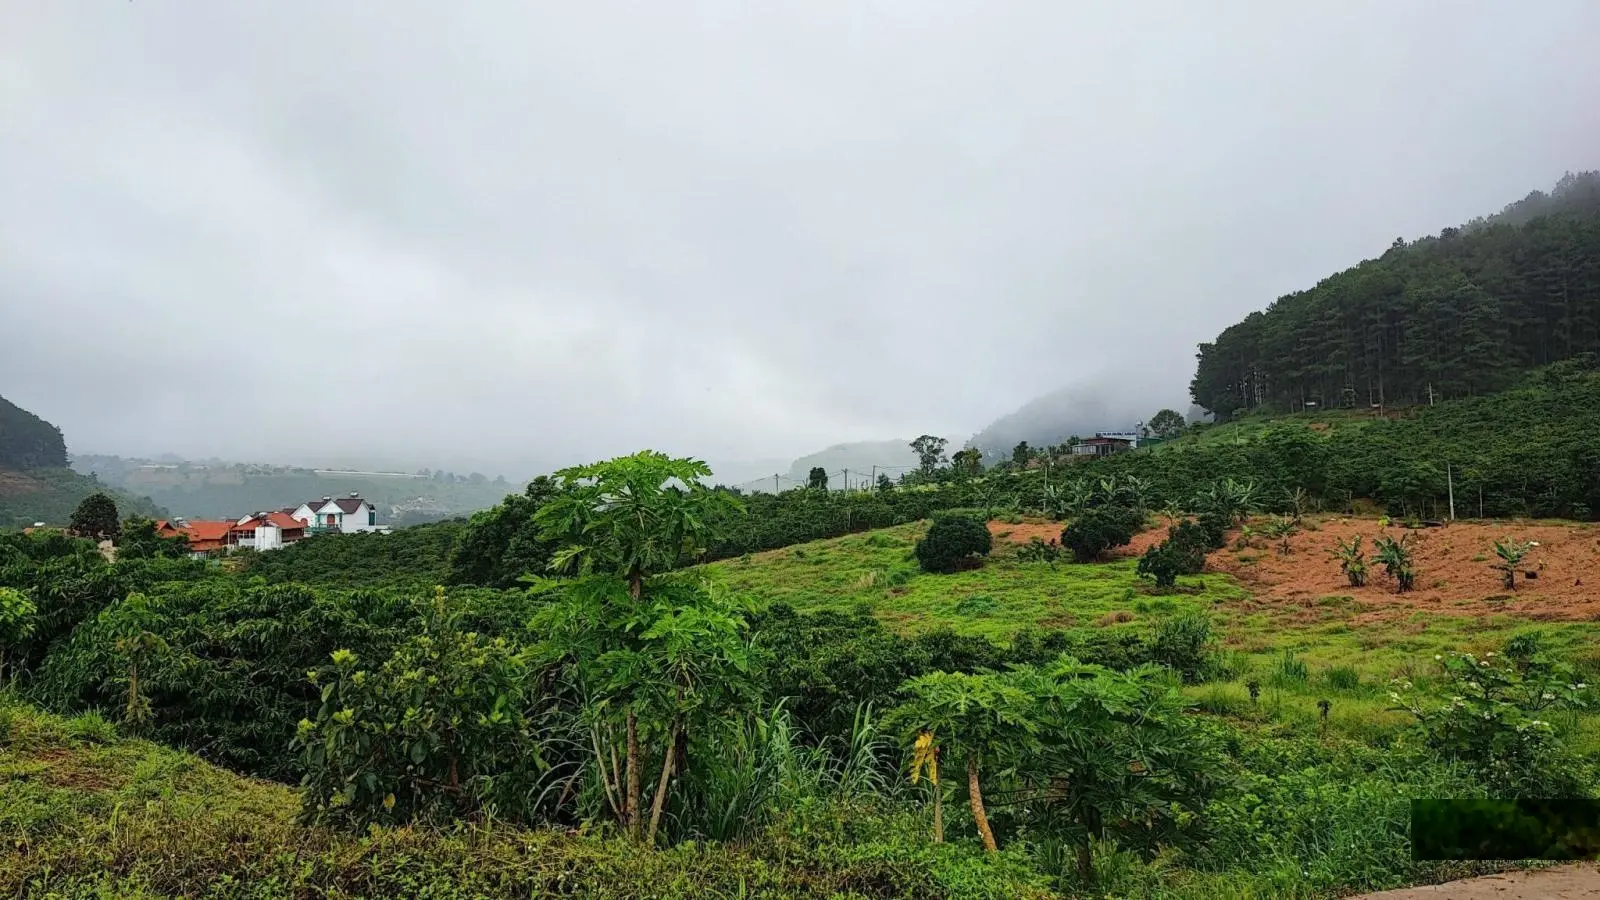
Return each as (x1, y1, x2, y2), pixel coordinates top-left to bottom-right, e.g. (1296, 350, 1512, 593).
(2, 1, 1596, 477)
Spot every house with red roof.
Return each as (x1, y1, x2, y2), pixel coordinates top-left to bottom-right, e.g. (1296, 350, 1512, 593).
(157, 519, 234, 556)
(228, 511, 307, 551)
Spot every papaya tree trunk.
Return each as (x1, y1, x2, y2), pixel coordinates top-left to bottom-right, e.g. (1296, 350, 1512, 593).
(626, 709, 641, 837)
(966, 755, 997, 853)
(1077, 806, 1102, 881)
(932, 772, 945, 843)
(646, 717, 680, 844)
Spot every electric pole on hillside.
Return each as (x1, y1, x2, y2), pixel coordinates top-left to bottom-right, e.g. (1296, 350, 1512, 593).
(1446, 461, 1456, 521)
(773, 474, 780, 495)
(843, 468, 849, 494)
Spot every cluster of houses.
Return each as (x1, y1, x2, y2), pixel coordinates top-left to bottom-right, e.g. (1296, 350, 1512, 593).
(156, 493, 386, 556)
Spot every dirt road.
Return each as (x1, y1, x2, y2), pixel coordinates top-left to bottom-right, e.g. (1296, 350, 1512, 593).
(1356, 864, 1600, 898)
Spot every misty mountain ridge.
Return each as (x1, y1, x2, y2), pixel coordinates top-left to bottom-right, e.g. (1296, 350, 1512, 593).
(964, 386, 1149, 462)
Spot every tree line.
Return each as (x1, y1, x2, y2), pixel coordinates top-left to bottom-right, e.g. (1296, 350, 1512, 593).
(1191, 172, 1600, 417)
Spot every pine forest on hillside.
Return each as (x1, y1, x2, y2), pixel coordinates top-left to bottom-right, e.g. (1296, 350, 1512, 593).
(1191, 172, 1600, 416)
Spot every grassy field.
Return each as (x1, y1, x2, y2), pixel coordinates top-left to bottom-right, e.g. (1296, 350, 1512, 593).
(706, 523, 1245, 641)
(703, 516, 1600, 753)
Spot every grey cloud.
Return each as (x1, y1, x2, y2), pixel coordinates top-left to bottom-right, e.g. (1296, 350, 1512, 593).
(3, 1, 1597, 477)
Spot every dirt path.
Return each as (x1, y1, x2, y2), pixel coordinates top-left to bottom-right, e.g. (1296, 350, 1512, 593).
(1355, 863, 1600, 898)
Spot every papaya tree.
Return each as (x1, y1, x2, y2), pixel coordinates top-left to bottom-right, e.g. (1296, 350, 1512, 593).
(1015, 659, 1226, 882)
(532, 451, 747, 841)
(890, 670, 1040, 852)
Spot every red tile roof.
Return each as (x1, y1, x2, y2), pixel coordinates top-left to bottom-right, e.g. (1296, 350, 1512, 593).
(230, 512, 305, 533)
(181, 521, 233, 551)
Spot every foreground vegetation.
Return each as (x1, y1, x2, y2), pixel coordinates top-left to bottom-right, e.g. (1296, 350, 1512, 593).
(6, 449, 1597, 898)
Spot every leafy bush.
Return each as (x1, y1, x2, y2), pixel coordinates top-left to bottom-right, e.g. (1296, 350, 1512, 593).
(1171, 516, 1225, 554)
(913, 514, 993, 574)
(1393, 649, 1591, 796)
(1373, 534, 1417, 592)
(1015, 536, 1064, 565)
(1136, 521, 1208, 589)
(1490, 539, 1536, 590)
(955, 595, 1001, 617)
(1268, 651, 1309, 687)
(1149, 612, 1214, 683)
(1330, 536, 1369, 587)
(1060, 507, 1141, 562)
(297, 589, 565, 827)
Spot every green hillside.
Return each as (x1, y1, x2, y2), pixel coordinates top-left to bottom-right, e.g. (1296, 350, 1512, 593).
(0, 397, 165, 527)
(0, 468, 165, 528)
(1192, 171, 1600, 416)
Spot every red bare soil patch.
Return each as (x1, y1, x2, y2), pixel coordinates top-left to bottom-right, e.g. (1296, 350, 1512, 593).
(986, 520, 1063, 545)
(1205, 516, 1600, 622)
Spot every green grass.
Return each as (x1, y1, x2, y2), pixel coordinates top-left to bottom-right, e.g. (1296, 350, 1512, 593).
(704, 523, 1244, 641)
(704, 519, 1600, 752)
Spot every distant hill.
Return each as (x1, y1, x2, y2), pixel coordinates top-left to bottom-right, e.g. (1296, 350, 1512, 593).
(0, 395, 67, 470)
(966, 385, 1144, 463)
(783, 440, 926, 490)
(1192, 171, 1600, 418)
(74, 454, 521, 524)
(0, 395, 165, 527)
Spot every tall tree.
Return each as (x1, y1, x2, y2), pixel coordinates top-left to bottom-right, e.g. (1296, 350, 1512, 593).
(910, 435, 949, 475)
(951, 448, 983, 478)
(807, 466, 829, 491)
(1011, 441, 1032, 468)
(1145, 409, 1186, 439)
(69, 493, 120, 541)
(533, 451, 746, 840)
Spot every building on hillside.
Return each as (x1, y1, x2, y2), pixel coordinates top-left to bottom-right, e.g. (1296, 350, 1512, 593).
(1071, 432, 1139, 457)
(160, 519, 233, 556)
(228, 512, 307, 551)
(288, 493, 383, 533)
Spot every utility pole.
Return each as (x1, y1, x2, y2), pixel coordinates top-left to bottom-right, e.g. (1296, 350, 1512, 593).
(843, 468, 849, 494)
(1446, 461, 1455, 521)
(871, 464, 877, 489)
(773, 474, 779, 495)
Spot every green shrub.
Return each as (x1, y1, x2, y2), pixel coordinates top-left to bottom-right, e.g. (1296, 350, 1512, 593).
(913, 515, 993, 574)
(1323, 665, 1362, 692)
(1015, 537, 1064, 564)
(1136, 524, 1207, 589)
(1394, 649, 1591, 796)
(954, 595, 1001, 617)
(296, 589, 565, 827)
(1060, 507, 1142, 562)
(1268, 651, 1309, 687)
(1150, 612, 1214, 683)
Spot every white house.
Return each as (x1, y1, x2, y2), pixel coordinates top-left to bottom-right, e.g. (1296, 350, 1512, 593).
(289, 493, 382, 533)
(228, 512, 307, 551)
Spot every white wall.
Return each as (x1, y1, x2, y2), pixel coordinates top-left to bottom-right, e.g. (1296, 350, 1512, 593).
(254, 523, 283, 551)
(340, 500, 380, 533)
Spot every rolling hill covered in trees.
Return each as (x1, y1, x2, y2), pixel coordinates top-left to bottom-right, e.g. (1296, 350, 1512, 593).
(1191, 172, 1600, 417)
(0, 396, 163, 527)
